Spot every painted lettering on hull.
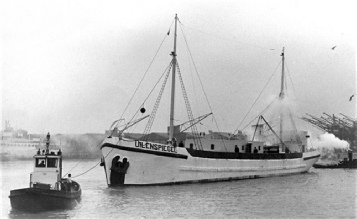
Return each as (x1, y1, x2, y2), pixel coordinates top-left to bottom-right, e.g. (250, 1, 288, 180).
(134, 141, 177, 153)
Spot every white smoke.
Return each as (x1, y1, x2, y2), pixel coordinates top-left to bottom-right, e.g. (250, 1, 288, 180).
(312, 133, 350, 163)
(312, 133, 350, 150)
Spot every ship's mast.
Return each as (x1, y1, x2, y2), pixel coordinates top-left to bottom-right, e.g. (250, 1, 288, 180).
(169, 14, 178, 141)
(279, 47, 285, 152)
(46, 132, 50, 154)
(279, 47, 285, 99)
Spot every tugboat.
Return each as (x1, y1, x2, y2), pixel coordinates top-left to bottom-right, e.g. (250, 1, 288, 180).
(313, 150, 357, 169)
(302, 113, 357, 169)
(9, 133, 81, 212)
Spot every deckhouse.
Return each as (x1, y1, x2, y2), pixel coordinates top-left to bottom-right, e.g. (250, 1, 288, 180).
(31, 143, 63, 190)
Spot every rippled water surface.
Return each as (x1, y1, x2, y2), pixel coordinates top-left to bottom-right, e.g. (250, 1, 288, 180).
(1, 160, 356, 218)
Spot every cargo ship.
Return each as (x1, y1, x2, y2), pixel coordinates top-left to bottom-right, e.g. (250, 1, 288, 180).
(100, 14, 320, 186)
(1, 121, 40, 160)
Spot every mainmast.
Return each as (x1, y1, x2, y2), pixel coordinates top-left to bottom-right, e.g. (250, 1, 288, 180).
(279, 47, 285, 99)
(279, 47, 285, 152)
(169, 14, 178, 141)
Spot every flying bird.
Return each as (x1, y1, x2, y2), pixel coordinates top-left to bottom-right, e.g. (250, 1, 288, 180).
(331, 46, 337, 50)
(349, 94, 354, 101)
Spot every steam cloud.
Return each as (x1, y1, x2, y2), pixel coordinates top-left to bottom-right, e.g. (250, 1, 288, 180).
(312, 133, 350, 164)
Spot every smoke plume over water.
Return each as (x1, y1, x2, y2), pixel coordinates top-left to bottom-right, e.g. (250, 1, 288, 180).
(312, 133, 350, 164)
(52, 134, 105, 159)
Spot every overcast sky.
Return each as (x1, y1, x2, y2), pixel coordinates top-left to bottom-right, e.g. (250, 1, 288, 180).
(1, 0, 356, 135)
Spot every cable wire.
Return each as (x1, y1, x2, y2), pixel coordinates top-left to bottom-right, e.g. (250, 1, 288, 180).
(179, 21, 276, 51)
(179, 21, 228, 151)
(117, 20, 175, 126)
(233, 61, 282, 135)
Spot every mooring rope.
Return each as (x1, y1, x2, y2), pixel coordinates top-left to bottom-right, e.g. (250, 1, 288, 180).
(63, 140, 118, 178)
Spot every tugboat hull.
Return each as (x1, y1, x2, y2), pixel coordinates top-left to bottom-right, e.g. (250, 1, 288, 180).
(313, 151, 357, 169)
(313, 160, 357, 169)
(9, 188, 81, 212)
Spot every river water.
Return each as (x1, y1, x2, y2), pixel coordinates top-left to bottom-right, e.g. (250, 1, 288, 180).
(1, 159, 356, 218)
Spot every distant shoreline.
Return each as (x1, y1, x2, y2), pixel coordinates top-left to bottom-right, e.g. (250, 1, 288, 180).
(0, 156, 101, 161)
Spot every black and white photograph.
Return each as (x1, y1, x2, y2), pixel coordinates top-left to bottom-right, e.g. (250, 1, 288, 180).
(1, 0, 356, 218)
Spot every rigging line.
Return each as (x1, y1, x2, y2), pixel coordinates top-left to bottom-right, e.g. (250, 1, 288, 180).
(117, 24, 173, 125)
(260, 116, 287, 149)
(141, 62, 173, 107)
(141, 62, 173, 139)
(179, 21, 228, 151)
(284, 61, 296, 95)
(284, 61, 309, 131)
(126, 62, 173, 127)
(186, 37, 200, 118)
(240, 96, 278, 132)
(251, 116, 262, 142)
(179, 20, 276, 51)
(179, 23, 213, 115)
(127, 113, 141, 134)
(176, 63, 204, 150)
(233, 61, 282, 135)
(285, 61, 303, 112)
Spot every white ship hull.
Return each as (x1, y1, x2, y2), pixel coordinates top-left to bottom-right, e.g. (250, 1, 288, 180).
(101, 137, 320, 186)
(1, 140, 39, 160)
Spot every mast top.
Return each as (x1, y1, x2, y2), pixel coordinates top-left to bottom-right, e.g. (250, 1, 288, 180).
(281, 47, 285, 57)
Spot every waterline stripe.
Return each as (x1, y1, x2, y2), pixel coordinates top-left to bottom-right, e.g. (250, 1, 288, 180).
(303, 155, 320, 160)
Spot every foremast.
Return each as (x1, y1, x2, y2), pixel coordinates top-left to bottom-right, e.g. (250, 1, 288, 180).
(169, 14, 178, 141)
